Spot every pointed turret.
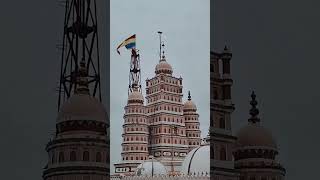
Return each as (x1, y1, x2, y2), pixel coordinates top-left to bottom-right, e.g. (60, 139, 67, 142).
(184, 90, 201, 151)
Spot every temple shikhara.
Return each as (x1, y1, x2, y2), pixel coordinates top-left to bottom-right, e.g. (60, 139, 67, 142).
(111, 32, 210, 179)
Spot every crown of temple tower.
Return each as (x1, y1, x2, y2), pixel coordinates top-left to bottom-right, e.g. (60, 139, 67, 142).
(233, 91, 286, 179)
(56, 60, 107, 124)
(128, 86, 144, 104)
(184, 91, 197, 111)
(235, 91, 277, 150)
(155, 42, 173, 75)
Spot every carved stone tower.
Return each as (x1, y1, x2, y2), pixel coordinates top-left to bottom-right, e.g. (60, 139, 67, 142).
(211, 47, 239, 180)
(183, 91, 202, 152)
(43, 60, 109, 180)
(146, 44, 188, 173)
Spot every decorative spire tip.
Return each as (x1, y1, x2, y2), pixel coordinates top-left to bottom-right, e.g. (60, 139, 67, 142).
(248, 91, 260, 123)
(188, 91, 191, 101)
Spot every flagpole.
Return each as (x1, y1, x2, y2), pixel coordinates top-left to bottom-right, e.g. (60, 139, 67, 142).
(158, 31, 162, 60)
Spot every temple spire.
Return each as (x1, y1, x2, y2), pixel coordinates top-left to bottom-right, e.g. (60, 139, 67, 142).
(161, 43, 166, 60)
(188, 91, 192, 101)
(248, 91, 260, 123)
(158, 31, 163, 61)
(158, 31, 166, 62)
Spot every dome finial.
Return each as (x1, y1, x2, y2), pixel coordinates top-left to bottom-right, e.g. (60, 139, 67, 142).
(248, 91, 260, 123)
(158, 31, 165, 62)
(161, 42, 166, 61)
(188, 91, 191, 101)
(75, 58, 90, 95)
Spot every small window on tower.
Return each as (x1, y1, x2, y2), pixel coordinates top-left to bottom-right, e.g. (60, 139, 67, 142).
(220, 118, 225, 129)
(58, 152, 64, 162)
(83, 151, 89, 161)
(96, 152, 101, 162)
(220, 147, 226, 160)
(51, 153, 55, 163)
(70, 151, 76, 161)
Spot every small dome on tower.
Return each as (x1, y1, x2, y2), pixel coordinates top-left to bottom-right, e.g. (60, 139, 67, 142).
(128, 87, 144, 104)
(184, 91, 197, 111)
(57, 60, 107, 123)
(236, 123, 277, 149)
(135, 156, 167, 176)
(155, 39, 172, 75)
(57, 94, 107, 123)
(235, 91, 277, 150)
(155, 58, 173, 75)
(181, 145, 210, 176)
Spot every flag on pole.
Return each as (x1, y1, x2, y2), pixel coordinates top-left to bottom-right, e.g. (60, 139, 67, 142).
(117, 34, 136, 55)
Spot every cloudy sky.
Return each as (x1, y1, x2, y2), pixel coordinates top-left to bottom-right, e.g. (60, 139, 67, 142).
(110, 0, 210, 174)
(213, 0, 320, 179)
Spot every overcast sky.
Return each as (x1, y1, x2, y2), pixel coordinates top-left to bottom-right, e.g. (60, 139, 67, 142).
(110, 0, 210, 174)
(213, 1, 320, 179)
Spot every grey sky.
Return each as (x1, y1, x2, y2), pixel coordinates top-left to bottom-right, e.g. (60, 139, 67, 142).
(110, 0, 210, 174)
(213, 0, 320, 179)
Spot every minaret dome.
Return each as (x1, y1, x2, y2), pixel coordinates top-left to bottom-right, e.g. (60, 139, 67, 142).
(183, 91, 197, 111)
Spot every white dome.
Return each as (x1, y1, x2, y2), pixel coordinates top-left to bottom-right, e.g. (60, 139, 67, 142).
(135, 156, 167, 176)
(181, 145, 210, 176)
(57, 94, 107, 123)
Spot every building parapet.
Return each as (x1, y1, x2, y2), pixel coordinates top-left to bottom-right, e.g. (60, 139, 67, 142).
(111, 174, 210, 180)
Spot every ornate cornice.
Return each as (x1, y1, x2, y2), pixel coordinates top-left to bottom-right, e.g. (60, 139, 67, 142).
(46, 137, 108, 151)
(56, 120, 107, 134)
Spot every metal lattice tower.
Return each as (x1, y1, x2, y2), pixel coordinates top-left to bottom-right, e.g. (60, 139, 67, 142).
(57, 0, 101, 111)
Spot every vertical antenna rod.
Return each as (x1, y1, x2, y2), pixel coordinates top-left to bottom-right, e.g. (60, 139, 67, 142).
(158, 31, 162, 60)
